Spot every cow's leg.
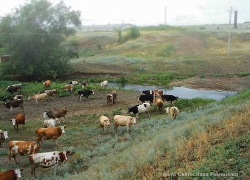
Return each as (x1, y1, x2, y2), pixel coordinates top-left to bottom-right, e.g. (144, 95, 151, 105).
(147, 111, 150, 117)
(136, 113, 139, 118)
(10, 107, 13, 114)
(16, 125, 18, 132)
(54, 138, 58, 146)
(8, 151, 12, 161)
(54, 164, 59, 176)
(127, 125, 130, 134)
(114, 123, 118, 134)
(31, 164, 38, 178)
(13, 154, 19, 164)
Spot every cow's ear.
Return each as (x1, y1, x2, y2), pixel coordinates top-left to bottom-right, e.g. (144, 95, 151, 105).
(9, 119, 12, 121)
(64, 125, 67, 128)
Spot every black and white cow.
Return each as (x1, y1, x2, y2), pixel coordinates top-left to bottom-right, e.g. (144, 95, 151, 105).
(69, 81, 79, 85)
(138, 94, 154, 105)
(141, 90, 153, 95)
(128, 103, 151, 118)
(78, 90, 94, 101)
(3, 99, 24, 114)
(161, 95, 178, 104)
(6, 84, 22, 93)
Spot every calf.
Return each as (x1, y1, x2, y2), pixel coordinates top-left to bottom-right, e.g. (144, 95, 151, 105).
(100, 80, 108, 88)
(161, 95, 178, 104)
(36, 126, 66, 145)
(29, 151, 70, 178)
(78, 90, 94, 101)
(9, 141, 40, 164)
(107, 94, 113, 105)
(43, 108, 67, 122)
(43, 80, 51, 88)
(0, 130, 8, 148)
(138, 94, 154, 105)
(0, 169, 23, 180)
(10, 113, 25, 132)
(62, 84, 74, 93)
(166, 107, 179, 120)
(81, 80, 87, 88)
(128, 103, 151, 118)
(44, 118, 60, 128)
(69, 81, 79, 85)
(114, 115, 137, 134)
(6, 84, 22, 93)
(155, 97, 164, 113)
(28, 93, 48, 105)
(99, 116, 110, 131)
(4, 99, 24, 114)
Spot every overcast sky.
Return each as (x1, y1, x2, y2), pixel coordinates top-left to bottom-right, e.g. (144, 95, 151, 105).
(0, 0, 249, 26)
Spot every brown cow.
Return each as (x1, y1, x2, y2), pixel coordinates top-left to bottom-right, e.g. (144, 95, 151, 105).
(10, 114, 25, 132)
(43, 80, 51, 88)
(36, 126, 66, 146)
(62, 84, 74, 93)
(107, 94, 113, 105)
(9, 141, 40, 164)
(29, 151, 70, 178)
(43, 108, 67, 122)
(112, 90, 117, 104)
(0, 169, 23, 180)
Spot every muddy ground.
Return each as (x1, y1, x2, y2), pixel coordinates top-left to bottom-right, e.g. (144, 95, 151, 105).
(0, 90, 141, 121)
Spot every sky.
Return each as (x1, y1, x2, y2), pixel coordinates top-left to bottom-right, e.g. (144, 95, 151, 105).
(0, 0, 249, 26)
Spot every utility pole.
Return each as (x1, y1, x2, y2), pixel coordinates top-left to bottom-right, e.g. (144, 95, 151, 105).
(228, 6, 232, 56)
(234, 11, 238, 29)
(165, 6, 167, 25)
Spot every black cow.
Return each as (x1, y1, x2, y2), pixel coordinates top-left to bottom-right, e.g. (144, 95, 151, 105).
(141, 90, 153, 95)
(161, 95, 178, 104)
(3, 99, 24, 114)
(138, 94, 154, 105)
(6, 84, 22, 93)
(78, 90, 94, 101)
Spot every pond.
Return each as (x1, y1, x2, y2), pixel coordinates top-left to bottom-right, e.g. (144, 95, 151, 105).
(107, 83, 237, 100)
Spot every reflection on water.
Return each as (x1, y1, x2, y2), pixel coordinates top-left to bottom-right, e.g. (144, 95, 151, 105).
(107, 83, 237, 100)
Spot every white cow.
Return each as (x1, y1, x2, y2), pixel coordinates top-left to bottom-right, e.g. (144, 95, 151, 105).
(100, 80, 108, 88)
(29, 151, 70, 178)
(166, 107, 179, 120)
(43, 119, 60, 128)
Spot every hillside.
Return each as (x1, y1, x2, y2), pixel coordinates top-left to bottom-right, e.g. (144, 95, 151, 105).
(67, 28, 250, 91)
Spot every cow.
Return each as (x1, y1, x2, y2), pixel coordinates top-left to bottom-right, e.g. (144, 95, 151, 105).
(10, 113, 25, 132)
(62, 84, 74, 93)
(13, 95, 23, 100)
(99, 116, 110, 131)
(8, 141, 40, 164)
(43, 108, 67, 122)
(0, 130, 8, 148)
(0, 169, 23, 180)
(78, 90, 94, 101)
(29, 150, 70, 178)
(107, 94, 113, 105)
(43, 80, 51, 88)
(112, 90, 117, 104)
(161, 95, 178, 104)
(69, 81, 79, 85)
(128, 103, 151, 118)
(44, 119, 60, 128)
(156, 90, 163, 97)
(100, 80, 108, 88)
(28, 93, 48, 105)
(155, 97, 164, 113)
(3, 99, 24, 114)
(6, 84, 22, 93)
(114, 115, 137, 134)
(44, 89, 58, 97)
(81, 80, 87, 88)
(36, 126, 66, 146)
(138, 94, 154, 105)
(166, 107, 179, 120)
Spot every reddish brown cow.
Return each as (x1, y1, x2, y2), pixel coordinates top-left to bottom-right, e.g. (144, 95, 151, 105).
(36, 126, 66, 146)
(62, 85, 74, 93)
(9, 141, 40, 164)
(43, 80, 51, 88)
(0, 169, 23, 180)
(10, 114, 25, 132)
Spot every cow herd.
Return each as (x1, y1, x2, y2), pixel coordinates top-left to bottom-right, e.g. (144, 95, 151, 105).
(0, 80, 180, 179)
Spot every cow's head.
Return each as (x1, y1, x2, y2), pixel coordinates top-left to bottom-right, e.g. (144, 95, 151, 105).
(131, 117, 137, 124)
(10, 118, 16, 126)
(103, 118, 110, 128)
(14, 168, 23, 179)
(91, 90, 94, 95)
(166, 107, 170, 114)
(60, 126, 66, 134)
(59, 151, 70, 163)
(0, 131, 8, 139)
(43, 112, 48, 119)
(27, 95, 32, 100)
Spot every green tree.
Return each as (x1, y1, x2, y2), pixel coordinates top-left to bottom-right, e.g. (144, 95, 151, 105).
(0, 0, 81, 79)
